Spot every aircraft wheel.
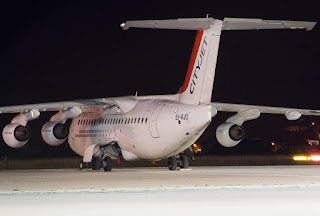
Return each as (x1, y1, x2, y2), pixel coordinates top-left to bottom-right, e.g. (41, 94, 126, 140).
(180, 154, 189, 169)
(168, 156, 177, 170)
(92, 156, 101, 170)
(103, 156, 112, 172)
(80, 162, 91, 169)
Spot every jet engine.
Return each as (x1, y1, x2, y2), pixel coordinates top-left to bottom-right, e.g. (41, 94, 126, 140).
(216, 109, 260, 148)
(41, 121, 69, 146)
(216, 122, 245, 147)
(2, 123, 31, 148)
(2, 109, 40, 148)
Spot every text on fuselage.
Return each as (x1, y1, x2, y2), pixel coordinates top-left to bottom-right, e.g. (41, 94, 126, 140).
(79, 112, 94, 118)
(190, 36, 207, 94)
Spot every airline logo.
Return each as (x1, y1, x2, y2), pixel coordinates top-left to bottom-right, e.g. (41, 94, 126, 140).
(190, 36, 207, 94)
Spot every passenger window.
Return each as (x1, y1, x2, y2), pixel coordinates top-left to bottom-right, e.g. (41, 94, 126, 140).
(125, 118, 127, 124)
(138, 118, 140, 123)
(145, 118, 148, 123)
(131, 118, 133, 124)
(134, 118, 137, 124)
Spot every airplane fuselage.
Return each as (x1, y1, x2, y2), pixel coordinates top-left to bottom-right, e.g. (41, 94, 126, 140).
(69, 98, 212, 160)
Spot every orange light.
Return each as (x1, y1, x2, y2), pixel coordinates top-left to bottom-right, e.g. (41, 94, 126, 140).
(152, 161, 155, 164)
(310, 155, 320, 161)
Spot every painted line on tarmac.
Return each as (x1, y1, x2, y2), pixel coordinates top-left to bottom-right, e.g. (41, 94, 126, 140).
(1, 184, 320, 195)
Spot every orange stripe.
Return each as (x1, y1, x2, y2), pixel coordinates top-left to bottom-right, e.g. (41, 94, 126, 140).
(178, 30, 204, 93)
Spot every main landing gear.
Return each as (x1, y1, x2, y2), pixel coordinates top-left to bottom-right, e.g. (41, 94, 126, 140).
(92, 156, 112, 172)
(80, 143, 119, 172)
(80, 156, 113, 171)
(168, 154, 189, 171)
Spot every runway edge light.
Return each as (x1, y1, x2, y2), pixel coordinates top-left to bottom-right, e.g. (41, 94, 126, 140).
(293, 155, 310, 161)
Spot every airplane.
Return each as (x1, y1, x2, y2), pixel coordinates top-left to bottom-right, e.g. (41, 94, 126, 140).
(0, 17, 318, 171)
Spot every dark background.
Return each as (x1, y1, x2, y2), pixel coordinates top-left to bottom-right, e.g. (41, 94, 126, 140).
(0, 0, 319, 158)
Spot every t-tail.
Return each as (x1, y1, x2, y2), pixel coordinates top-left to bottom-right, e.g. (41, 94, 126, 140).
(121, 17, 316, 105)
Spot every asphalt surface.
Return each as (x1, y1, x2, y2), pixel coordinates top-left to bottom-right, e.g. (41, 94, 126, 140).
(1, 166, 320, 215)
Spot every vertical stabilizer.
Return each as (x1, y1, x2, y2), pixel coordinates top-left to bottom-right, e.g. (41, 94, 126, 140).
(178, 20, 222, 105)
(121, 17, 316, 105)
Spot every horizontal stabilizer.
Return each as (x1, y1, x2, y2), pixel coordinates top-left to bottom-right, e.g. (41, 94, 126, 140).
(121, 18, 215, 30)
(121, 17, 316, 31)
(222, 18, 316, 31)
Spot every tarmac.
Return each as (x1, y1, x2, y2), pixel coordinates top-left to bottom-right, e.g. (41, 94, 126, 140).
(1, 166, 320, 215)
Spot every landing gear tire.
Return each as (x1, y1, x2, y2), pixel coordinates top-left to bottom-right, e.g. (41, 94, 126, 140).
(102, 156, 112, 172)
(180, 154, 189, 169)
(80, 162, 91, 169)
(92, 156, 101, 170)
(168, 156, 178, 170)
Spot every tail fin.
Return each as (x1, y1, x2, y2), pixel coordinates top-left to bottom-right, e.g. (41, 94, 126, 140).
(121, 17, 316, 105)
(178, 20, 222, 105)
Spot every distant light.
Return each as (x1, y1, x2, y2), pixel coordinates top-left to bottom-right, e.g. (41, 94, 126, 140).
(293, 155, 310, 161)
(310, 155, 320, 161)
(312, 122, 315, 126)
(271, 142, 275, 146)
(256, 28, 259, 30)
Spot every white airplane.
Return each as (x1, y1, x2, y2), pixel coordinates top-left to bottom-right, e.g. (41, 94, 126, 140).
(1, 17, 318, 171)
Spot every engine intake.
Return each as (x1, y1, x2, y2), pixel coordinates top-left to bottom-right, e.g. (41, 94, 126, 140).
(216, 122, 245, 147)
(2, 123, 31, 148)
(41, 121, 69, 146)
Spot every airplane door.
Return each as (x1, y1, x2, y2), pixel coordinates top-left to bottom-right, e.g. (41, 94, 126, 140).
(149, 104, 164, 138)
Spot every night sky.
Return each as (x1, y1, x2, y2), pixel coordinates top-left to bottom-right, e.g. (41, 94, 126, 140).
(0, 1, 319, 158)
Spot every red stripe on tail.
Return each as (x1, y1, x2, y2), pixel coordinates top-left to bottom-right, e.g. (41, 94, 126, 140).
(178, 30, 204, 94)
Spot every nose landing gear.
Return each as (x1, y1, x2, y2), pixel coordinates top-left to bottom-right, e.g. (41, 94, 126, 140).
(168, 154, 189, 170)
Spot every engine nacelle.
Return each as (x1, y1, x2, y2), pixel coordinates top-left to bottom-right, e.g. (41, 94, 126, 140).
(41, 121, 69, 146)
(2, 123, 31, 148)
(216, 122, 245, 147)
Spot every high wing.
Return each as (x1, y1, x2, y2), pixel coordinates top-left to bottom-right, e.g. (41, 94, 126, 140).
(0, 98, 118, 114)
(212, 102, 320, 120)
